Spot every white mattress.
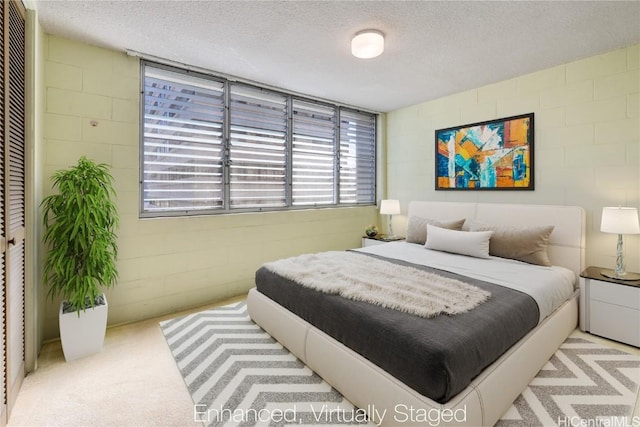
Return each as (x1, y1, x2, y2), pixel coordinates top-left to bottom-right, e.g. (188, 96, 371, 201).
(356, 241, 575, 322)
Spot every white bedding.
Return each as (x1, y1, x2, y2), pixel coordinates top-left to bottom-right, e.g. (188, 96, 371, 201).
(356, 241, 575, 322)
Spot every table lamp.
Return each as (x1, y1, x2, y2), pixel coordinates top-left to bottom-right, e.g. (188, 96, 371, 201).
(380, 199, 400, 238)
(600, 206, 640, 280)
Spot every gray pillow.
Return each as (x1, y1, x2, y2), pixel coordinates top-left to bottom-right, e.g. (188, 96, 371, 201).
(406, 217, 465, 245)
(468, 222, 555, 266)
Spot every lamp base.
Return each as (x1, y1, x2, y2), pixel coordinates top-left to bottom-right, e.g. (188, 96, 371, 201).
(600, 269, 640, 281)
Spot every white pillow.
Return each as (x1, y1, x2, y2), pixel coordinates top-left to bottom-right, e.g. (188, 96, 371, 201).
(424, 225, 493, 259)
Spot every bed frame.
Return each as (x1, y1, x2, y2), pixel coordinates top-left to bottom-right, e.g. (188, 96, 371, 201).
(247, 201, 586, 426)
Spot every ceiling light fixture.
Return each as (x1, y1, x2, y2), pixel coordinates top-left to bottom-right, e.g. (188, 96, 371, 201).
(351, 30, 385, 59)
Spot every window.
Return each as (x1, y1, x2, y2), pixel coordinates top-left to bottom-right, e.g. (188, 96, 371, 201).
(142, 66, 225, 213)
(141, 61, 376, 216)
(339, 110, 376, 204)
(292, 100, 336, 206)
(229, 84, 288, 209)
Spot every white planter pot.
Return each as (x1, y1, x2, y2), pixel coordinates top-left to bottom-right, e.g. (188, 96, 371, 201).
(59, 294, 108, 361)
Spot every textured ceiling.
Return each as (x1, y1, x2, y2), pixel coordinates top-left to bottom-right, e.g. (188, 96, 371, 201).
(34, 1, 640, 112)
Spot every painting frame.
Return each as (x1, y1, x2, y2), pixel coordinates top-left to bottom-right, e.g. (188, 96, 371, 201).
(435, 113, 534, 191)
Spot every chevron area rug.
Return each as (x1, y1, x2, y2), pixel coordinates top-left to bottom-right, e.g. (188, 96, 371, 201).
(160, 301, 640, 427)
(497, 337, 640, 426)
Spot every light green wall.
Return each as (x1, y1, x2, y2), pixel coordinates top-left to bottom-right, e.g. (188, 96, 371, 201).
(385, 44, 640, 273)
(38, 35, 640, 340)
(41, 35, 377, 340)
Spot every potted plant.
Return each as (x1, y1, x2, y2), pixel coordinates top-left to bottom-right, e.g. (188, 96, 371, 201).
(41, 156, 119, 361)
(365, 224, 379, 237)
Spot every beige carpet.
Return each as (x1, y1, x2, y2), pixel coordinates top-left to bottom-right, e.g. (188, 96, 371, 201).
(8, 296, 244, 427)
(7, 295, 640, 426)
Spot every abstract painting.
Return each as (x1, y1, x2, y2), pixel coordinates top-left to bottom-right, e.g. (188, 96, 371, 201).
(435, 113, 534, 190)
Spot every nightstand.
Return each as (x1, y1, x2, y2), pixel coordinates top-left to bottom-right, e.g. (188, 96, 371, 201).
(580, 266, 640, 347)
(361, 236, 405, 248)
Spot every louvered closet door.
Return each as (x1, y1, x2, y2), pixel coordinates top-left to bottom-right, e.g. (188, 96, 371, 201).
(0, 1, 6, 423)
(3, 0, 26, 421)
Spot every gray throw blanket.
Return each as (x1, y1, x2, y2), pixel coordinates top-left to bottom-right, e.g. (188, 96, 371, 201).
(263, 251, 491, 318)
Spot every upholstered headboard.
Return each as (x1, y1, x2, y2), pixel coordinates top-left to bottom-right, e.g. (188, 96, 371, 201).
(407, 201, 586, 279)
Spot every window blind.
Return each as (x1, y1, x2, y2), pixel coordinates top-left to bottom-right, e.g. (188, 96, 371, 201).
(142, 66, 225, 213)
(292, 100, 336, 206)
(141, 61, 376, 216)
(339, 110, 376, 204)
(229, 84, 287, 209)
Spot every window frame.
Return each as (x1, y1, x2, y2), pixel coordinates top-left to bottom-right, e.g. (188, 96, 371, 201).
(140, 60, 377, 218)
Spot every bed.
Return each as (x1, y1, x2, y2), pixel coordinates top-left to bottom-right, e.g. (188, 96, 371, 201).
(247, 201, 585, 426)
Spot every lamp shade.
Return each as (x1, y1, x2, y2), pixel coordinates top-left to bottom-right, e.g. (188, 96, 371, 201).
(380, 199, 400, 215)
(601, 207, 640, 234)
(351, 30, 384, 59)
